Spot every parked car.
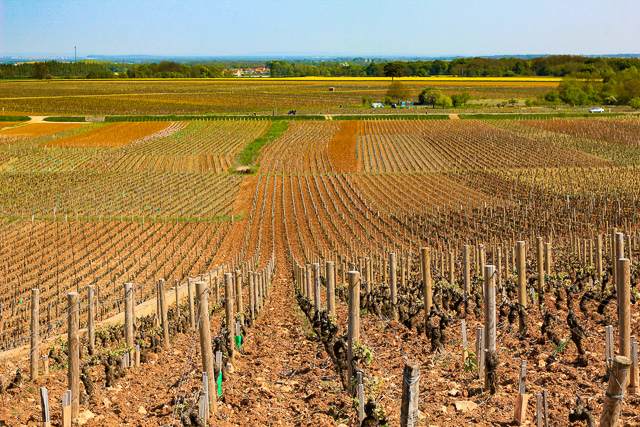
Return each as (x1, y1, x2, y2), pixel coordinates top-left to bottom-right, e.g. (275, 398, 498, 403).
(589, 107, 605, 113)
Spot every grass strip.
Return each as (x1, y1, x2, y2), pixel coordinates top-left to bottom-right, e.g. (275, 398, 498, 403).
(0, 115, 30, 122)
(43, 116, 87, 122)
(233, 120, 289, 172)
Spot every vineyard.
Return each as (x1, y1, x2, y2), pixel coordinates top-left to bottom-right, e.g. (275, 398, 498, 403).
(0, 116, 639, 426)
(0, 79, 560, 116)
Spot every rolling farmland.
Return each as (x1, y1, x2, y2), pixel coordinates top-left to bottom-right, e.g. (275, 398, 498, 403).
(0, 116, 639, 426)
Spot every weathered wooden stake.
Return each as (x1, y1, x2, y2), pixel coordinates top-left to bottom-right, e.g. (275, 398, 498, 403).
(235, 270, 243, 324)
(389, 252, 398, 320)
(477, 327, 485, 379)
(462, 245, 470, 295)
(605, 325, 614, 362)
(188, 278, 195, 329)
(618, 258, 631, 358)
(43, 355, 49, 375)
(514, 360, 529, 425)
(357, 371, 364, 423)
(40, 387, 51, 427)
(67, 293, 79, 420)
(629, 338, 639, 394)
(599, 356, 632, 427)
(326, 261, 335, 317)
(400, 361, 420, 427)
(347, 271, 360, 392)
(596, 234, 603, 280)
(31, 288, 39, 380)
(313, 263, 321, 312)
(516, 241, 527, 333)
(88, 285, 95, 356)
(124, 283, 134, 349)
(61, 390, 71, 427)
(536, 237, 544, 303)
(224, 273, 235, 359)
(196, 281, 217, 412)
(158, 279, 170, 348)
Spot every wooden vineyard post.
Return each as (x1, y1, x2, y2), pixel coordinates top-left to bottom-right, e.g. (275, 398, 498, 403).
(313, 263, 321, 312)
(484, 265, 498, 393)
(497, 246, 502, 292)
(630, 338, 639, 394)
(618, 258, 631, 358)
(31, 288, 39, 381)
(449, 251, 455, 286)
(67, 292, 79, 420)
(43, 355, 49, 375)
(461, 319, 468, 364)
(421, 248, 432, 315)
(225, 273, 235, 359)
(536, 237, 544, 304)
(389, 252, 398, 320)
(599, 356, 632, 427)
(124, 283, 134, 350)
(158, 279, 170, 348)
(478, 244, 486, 278)
(536, 391, 549, 427)
(514, 360, 529, 425)
(516, 241, 527, 333)
(326, 261, 335, 317)
(611, 227, 618, 288)
(477, 327, 485, 379)
(357, 371, 365, 423)
(615, 232, 625, 308)
(40, 387, 51, 427)
(462, 245, 470, 296)
(596, 234, 603, 280)
(88, 285, 95, 356)
(61, 390, 71, 427)
(306, 264, 312, 300)
(248, 271, 255, 320)
(545, 242, 552, 277)
(400, 361, 420, 427)
(196, 281, 217, 413)
(235, 270, 243, 325)
(175, 279, 180, 318)
(347, 271, 360, 393)
(188, 278, 195, 329)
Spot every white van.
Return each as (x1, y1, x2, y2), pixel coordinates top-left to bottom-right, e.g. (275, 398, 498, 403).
(589, 107, 605, 113)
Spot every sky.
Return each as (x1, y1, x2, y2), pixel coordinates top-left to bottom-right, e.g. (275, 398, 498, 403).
(1, 0, 639, 58)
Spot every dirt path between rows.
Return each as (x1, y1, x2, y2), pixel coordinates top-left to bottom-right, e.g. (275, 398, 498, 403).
(217, 271, 349, 426)
(328, 120, 359, 173)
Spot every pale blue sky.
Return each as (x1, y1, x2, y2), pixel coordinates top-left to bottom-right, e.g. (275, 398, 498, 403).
(1, 0, 639, 57)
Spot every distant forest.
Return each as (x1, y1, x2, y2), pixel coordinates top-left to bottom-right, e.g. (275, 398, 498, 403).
(1, 55, 640, 80)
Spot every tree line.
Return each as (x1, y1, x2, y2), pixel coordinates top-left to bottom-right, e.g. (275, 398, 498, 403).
(267, 55, 640, 78)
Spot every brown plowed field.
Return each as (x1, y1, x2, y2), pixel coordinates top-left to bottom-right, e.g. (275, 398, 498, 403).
(328, 120, 359, 173)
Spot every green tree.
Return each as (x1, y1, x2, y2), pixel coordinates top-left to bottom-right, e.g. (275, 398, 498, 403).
(383, 62, 402, 81)
(630, 97, 640, 110)
(451, 91, 471, 107)
(436, 95, 453, 109)
(32, 62, 49, 79)
(386, 81, 410, 103)
(419, 87, 442, 108)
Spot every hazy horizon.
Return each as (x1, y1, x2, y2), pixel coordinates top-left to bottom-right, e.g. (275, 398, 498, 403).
(2, 0, 639, 58)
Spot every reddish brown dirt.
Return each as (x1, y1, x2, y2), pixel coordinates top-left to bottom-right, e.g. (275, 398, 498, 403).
(328, 121, 359, 173)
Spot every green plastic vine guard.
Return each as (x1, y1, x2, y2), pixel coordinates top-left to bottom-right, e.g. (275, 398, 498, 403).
(217, 372, 223, 397)
(235, 335, 242, 349)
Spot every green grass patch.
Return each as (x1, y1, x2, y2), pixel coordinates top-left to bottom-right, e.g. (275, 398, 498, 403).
(233, 120, 289, 171)
(43, 116, 87, 122)
(0, 115, 30, 122)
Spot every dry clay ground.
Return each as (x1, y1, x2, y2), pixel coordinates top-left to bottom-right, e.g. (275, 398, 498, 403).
(0, 258, 351, 427)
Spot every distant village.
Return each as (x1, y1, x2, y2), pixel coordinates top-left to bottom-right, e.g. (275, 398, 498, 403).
(226, 67, 270, 77)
